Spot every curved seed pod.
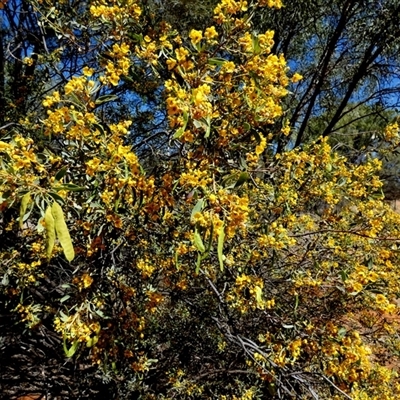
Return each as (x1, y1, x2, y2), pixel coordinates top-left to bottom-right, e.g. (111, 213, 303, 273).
(19, 192, 31, 229)
(45, 206, 56, 259)
(51, 202, 75, 262)
(193, 227, 206, 253)
(217, 224, 225, 271)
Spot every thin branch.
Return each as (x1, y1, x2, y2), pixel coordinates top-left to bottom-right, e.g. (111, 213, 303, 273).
(289, 229, 400, 241)
(320, 374, 354, 400)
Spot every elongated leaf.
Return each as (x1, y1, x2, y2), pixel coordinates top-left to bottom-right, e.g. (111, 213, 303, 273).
(204, 116, 211, 138)
(92, 123, 105, 136)
(45, 206, 56, 258)
(173, 126, 185, 139)
(172, 110, 189, 139)
(54, 166, 67, 182)
(95, 94, 119, 105)
(191, 199, 204, 223)
(64, 339, 79, 357)
(234, 172, 249, 188)
(48, 191, 65, 203)
(217, 225, 225, 271)
(207, 57, 226, 66)
(252, 35, 261, 55)
(54, 183, 86, 192)
(60, 294, 70, 303)
(19, 192, 31, 228)
(52, 202, 75, 261)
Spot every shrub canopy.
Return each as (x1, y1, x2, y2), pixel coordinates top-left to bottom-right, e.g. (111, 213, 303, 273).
(1, 0, 400, 398)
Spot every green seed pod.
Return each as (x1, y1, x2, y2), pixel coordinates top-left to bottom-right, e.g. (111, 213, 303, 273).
(51, 202, 75, 262)
(193, 228, 206, 253)
(45, 206, 56, 259)
(19, 192, 31, 229)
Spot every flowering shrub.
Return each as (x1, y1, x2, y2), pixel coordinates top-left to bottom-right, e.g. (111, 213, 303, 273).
(2, 0, 400, 398)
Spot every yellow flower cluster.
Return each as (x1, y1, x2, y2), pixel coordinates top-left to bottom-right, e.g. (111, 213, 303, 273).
(72, 273, 94, 291)
(135, 258, 156, 278)
(145, 289, 164, 313)
(15, 303, 42, 328)
(0, 135, 37, 172)
(346, 264, 380, 294)
(100, 43, 131, 86)
(179, 167, 212, 189)
(384, 122, 399, 143)
(214, 0, 248, 24)
(324, 331, 372, 384)
(257, 222, 297, 251)
(90, 0, 141, 24)
(42, 90, 61, 107)
(226, 274, 274, 312)
(374, 294, 396, 313)
(54, 312, 100, 345)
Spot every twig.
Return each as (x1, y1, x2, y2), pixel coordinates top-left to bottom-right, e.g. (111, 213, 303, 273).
(290, 228, 400, 241)
(321, 374, 354, 400)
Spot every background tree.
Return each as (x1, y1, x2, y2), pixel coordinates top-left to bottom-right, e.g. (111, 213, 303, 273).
(254, 0, 400, 151)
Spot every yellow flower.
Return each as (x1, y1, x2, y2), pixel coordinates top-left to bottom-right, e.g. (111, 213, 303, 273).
(83, 66, 94, 77)
(82, 273, 93, 289)
(222, 61, 235, 74)
(204, 26, 218, 40)
(23, 57, 34, 66)
(166, 58, 177, 70)
(375, 294, 387, 305)
(291, 73, 303, 83)
(189, 29, 203, 45)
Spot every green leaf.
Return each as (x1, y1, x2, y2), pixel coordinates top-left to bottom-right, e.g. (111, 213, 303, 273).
(19, 192, 31, 229)
(217, 225, 225, 271)
(252, 35, 261, 55)
(340, 270, 348, 282)
(191, 199, 204, 223)
(92, 123, 105, 136)
(1, 273, 9, 286)
(206, 222, 214, 253)
(338, 327, 347, 338)
(221, 173, 237, 189)
(52, 202, 75, 262)
(60, 295, 70, 303)
(54, 183, 86, 192)
(128, 33, 143, 43)
(173, 126, 185, 139)
(94, 309, 106, 318)
(204, 116, 211, 138)
(234, 172, 249, 188)
(54, 166, 68, 182)
(64, 339, 79, 357)
(174, 250, 180, 270)
(207, 57, 226, 66)
(173, 110, 189, 139)
(48, 191, 65, 204)
(95, 94, 119, 105)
